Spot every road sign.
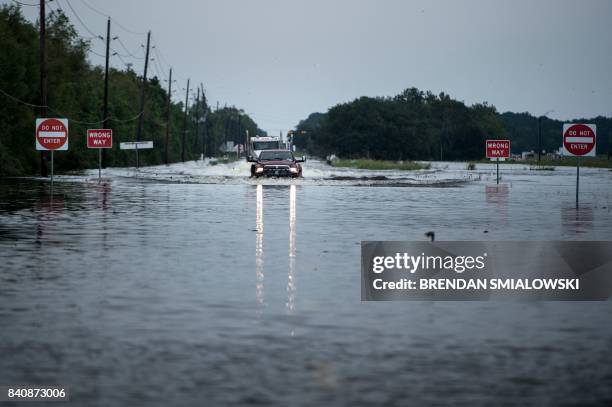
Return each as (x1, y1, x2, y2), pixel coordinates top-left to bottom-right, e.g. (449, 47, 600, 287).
(36, 118, 68, 151)
(486, 139, 510, 159)
(563, 123, 596, 157)
(120, 141, 153, 150)
(87, 129, 113, 148)
(485, 139, 510, 185)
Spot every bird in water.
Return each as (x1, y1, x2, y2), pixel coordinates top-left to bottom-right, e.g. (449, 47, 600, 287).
(425, 231, 435, 242)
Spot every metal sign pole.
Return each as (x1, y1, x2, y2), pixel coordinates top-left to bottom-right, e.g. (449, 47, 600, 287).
(576, 158, 580, 209)
(98, 149, 102, 182)
(135, 146, 139, 170)
(50, 150, 54, 186)
(496, 157, 499, 185)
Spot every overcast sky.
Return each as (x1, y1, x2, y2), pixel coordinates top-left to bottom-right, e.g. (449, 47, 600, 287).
(9, 0, 612, 133)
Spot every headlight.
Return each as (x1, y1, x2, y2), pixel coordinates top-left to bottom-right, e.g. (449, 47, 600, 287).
(289, 167, 299, 173)
(255, 166, 264, 173)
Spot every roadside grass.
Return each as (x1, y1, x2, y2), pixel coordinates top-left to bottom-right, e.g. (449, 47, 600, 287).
(475, 156, 611, 169)
(330, 159, 430, 171)
(523, 156, 611, 169)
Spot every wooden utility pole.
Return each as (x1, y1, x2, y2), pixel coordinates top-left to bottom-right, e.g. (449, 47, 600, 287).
(136, 31, 151, 146)
(181, 78, 190, 162)
(101, 17, 111, 168)
(608, 129, 612, 161)
(237, 113, 242, 157)
(537, 116, 542, 164)
(224, 110, 229, 154)
(164, 67, 172, 164)
(193, 87, 200, 152)
(200, 84, 207, 158)
(39, 0, 48, 177)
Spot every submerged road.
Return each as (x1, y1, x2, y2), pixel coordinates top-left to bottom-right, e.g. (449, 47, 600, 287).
(1, 161, 611, 406)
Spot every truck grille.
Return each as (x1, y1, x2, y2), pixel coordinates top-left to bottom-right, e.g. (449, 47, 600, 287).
(263, 165, 291, 176)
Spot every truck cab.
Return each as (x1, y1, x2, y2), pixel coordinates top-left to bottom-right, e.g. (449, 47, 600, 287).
(248, 149, 305, 178)
(248, 136, 282, 160)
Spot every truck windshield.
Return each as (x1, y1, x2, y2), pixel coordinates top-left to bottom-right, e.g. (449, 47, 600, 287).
(252, 141, 279, 150)
(259, 150, 293, 161)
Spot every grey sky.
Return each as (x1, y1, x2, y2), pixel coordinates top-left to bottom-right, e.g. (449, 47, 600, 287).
(10, 0, 612, 133)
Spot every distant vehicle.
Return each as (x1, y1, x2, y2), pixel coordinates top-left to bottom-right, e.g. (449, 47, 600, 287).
(248, 136, 283, 159)
(248, 149, 306, 178)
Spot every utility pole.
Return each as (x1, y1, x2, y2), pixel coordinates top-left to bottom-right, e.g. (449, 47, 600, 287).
(608, 128, 612, 161)
(164, 67, 172, 164)
(537, 110, 554, 164)
(224, 110, 229, 154)
(237, 113, 242, 157)
(245, 129, 249, 157)
(537, 116, 542, 164)
(136, 31, 151, 145)
(194, 87, 200, 153)
(201, 84, 207, 158)
(101, 17, 111, 169)
(181, 78, 190, 162)
(39, 0, 48, 177)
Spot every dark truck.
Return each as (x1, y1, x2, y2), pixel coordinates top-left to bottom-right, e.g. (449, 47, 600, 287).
(248, 149, 305, 178)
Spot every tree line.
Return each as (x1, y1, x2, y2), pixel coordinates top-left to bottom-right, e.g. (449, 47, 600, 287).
(294, 88, 612, 161)
(0, 5, 264, 176)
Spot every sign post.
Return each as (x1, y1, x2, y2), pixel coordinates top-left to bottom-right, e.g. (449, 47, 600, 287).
(87, 129, 113, 182)
(485, 139, 510, 185)
(120, 141, 154, 169)
(562, 124, 596, 209)
(36, 118, 69, 186)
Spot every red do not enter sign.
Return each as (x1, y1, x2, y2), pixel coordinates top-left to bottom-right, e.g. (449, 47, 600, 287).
(563, 123, 596, 157)
(36, 118, 69, 151)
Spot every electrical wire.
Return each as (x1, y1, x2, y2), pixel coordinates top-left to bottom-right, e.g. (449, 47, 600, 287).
(152, 56, 167, 79)
(0, 87, 144, 124)
(151, 44, 169, 71)
(57, 0, 103, 40)
(116, 37, 144, 59)
(89, 49, 106, 58)
(11, 0, 39, 7)
(79, 0, 147, 35)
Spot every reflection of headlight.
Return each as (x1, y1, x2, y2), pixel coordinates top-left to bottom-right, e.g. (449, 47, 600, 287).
(289, 167, 299, 173)
(255, 167, 264, 173)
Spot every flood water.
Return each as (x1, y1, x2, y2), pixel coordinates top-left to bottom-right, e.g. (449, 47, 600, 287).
(1, 160, 612, 406)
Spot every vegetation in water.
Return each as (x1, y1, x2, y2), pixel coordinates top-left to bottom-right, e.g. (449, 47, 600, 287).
(330, 159, 430, 171)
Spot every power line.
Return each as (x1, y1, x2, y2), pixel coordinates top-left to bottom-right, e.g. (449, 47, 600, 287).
(57, 0, 103, 40)
(116, 37, 144, 59)
(112, 18, 147, 36)
(89, 49, 106, 58)
(152, 47, 169, 73)
(111, 51, 130, 68)
(76, 0, 107, 17)
(0, 87, 41, 108)
(151, 36, 171, 69)
(11, 0, 39, 7)
(0, 86, 143, 124)
(79, 0, 147, 36)
(151, 57, 166, 80)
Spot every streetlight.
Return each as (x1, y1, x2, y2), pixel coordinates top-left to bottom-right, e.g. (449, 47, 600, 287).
(538, 109, 555, 163)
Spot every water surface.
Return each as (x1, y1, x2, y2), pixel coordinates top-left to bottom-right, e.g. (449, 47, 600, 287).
(1, 161, 611, 406)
